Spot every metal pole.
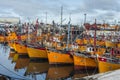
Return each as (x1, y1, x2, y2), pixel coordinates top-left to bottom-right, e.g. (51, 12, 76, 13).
(61, 6, 63, 27)
(84, 13, 86, 24)
(46, 12, 47, 24)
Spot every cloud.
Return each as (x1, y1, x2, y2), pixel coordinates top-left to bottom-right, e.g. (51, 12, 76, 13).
(0, 0, 119, 24)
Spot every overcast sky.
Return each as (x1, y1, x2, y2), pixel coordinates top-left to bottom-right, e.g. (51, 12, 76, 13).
(0, 0, 120, 24)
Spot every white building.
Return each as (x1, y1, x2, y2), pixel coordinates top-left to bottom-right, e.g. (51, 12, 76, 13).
(0, 17, 20, 24)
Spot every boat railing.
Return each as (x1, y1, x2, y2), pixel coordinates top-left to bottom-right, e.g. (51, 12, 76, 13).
(106, 58, 120, 64)
(74, 51, 92, 58)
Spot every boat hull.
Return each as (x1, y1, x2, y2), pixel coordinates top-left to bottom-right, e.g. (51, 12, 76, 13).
(47, 51, 73, 64)
(98, 57, 120, 73)
(73, 55, 97, 70)
(27, 47, 48, 59)
(14, 42, 27, 54)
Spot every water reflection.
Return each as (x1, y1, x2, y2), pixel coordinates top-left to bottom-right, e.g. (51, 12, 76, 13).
(25, 61, 49, 75)
(0, 44, 98, 80)
(8, 52, 16, 60)
(14, 56, 30, 71)
(25, 61, 49, 80)
(0, 44, 30, 80)
(73, 69, 98, 79)
(46, 65, 73, 80)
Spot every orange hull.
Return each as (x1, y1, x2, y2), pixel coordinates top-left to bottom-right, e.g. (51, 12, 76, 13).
(47, 51, 73, 64)
(98, 57, 120, 73)
(73, 55, 97, 70)
(27, 47, 48, 59)
(14, 42, 27, 54)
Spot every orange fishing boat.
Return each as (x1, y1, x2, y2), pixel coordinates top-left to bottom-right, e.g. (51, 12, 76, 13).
(74, 20, 100, 70)
(13, 41, 27, 55)
(73, 52, 97, 70)
(97, 56, 120, 73)
(47, 49, 73, 64)
(27, 45, 48, 59)
(97, 48, 120, 73)
(47, 20, 75, 64)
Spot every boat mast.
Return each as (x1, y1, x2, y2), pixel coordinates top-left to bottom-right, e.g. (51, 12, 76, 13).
(61, 6, 63, 27)
(35, 18, 39, 42)
(84, 13, 87, 34)
(46, 12, 47, 24)
(94, 19, 97, 54)
(67, 20, 71, 50)
(69, 13, 72, 44)
(84, 13, 86, 24)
